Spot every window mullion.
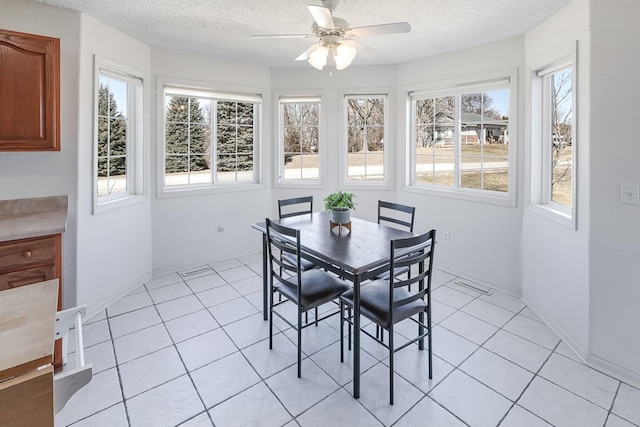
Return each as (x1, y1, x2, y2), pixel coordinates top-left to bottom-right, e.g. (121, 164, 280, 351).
(454, 95, 461, 189)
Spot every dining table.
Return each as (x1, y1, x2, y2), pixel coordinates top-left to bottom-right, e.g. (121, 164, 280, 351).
(252, 210, 415, 399)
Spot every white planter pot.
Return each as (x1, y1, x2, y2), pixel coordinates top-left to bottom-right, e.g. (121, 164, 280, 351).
(330, 208, 351, 224)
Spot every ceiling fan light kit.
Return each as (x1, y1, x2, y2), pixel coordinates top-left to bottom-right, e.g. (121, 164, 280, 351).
(251, 0, 410, 71)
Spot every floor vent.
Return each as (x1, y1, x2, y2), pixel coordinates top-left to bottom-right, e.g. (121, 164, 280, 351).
(454, 280, 492, 295)
(178, 266, 215, 278)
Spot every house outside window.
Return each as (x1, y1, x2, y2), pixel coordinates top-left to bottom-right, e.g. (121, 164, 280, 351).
(343, 93, 389, 185)
(160, 82, 262, 195)
(278, 96, 321, 185)
(94, 59, 145, 212)
(408, 74, 515, 205)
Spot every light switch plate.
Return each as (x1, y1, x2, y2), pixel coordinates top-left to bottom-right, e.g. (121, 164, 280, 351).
(621, 184, 640, 205)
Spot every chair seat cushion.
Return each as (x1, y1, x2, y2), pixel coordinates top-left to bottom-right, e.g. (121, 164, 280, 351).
(275, 269, 351, 310)
(281, 252, 318, 271)
(341, 280, 427, 327)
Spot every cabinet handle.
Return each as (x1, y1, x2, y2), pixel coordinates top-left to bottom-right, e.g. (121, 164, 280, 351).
(23, 251, 32, 258)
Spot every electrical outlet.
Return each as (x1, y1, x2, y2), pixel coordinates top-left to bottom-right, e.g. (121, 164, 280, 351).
(442, 231, 450, 244)
(621, 184, 640, 205)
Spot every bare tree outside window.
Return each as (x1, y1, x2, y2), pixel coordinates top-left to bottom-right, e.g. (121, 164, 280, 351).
(413, 88, 510, 192)
(282, 101, 319, 181)
(346, 96, 385, 181)
(550, 68, 573, 206)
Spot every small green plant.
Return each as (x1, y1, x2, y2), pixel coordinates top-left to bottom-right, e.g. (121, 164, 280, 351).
(324, 190, 356, 211)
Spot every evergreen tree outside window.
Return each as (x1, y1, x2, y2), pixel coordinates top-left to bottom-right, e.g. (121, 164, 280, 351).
(163, 86, 261, 190)
(95, 63, 144, 211)
(97, 75, 128, 196)
(408, 74, 515, 205)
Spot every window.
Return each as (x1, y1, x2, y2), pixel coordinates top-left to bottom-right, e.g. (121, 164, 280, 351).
(161, 84, 262, 193)
(278, 96, 321, 184)
(344, 94, 388, 184)
(409, 75, 514, 204)
(95, 60, 144, 212)
(541, 62, 574, 210)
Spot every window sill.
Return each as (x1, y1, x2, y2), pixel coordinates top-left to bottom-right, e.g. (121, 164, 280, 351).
(158, 182, 265, 198)
(341, 181, 394, 191)
(528, 203, 576, 229)
(404, 184, 515, 207)
(94, 194, 146, 214)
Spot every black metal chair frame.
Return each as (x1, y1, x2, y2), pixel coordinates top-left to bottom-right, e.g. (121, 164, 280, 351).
(278, 196, 313, 219)
(340, 229, 436, 405)
(266, 218, 349, 378)
(378, 201, 415, 232)
(374, 201, 417, 341)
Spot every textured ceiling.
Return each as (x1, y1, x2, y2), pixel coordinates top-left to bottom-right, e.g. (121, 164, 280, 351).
(32, 0, 571, 68)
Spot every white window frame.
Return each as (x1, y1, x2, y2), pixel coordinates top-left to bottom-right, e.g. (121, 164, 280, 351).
(275, 92, 325, 188)
(93, 56, 146, 214)
(530, 45, 577, 229)
(157, 77, 264, 198)
(340, 89, 392, 189)
(405, 70, 517, 207)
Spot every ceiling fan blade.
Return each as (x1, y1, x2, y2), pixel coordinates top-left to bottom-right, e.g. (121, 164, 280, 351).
(307, 4, 335, 30)
(342, 39, 376, 58)
(348, 22, 411, 37)
(251, 33, 314, 39)
(295, 45, 319, 61)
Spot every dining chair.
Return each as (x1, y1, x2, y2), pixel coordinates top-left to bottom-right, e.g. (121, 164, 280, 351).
(266, 218, 351, 378)
(278, 196, 317, 272)
(340, 229, 436, 405)
(377, 200, 415, 232)
(376, 201, 416, 280)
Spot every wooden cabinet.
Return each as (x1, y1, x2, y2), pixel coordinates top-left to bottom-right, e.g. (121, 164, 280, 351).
(0, 235, 62, 367)
(0, 29, 60, 151)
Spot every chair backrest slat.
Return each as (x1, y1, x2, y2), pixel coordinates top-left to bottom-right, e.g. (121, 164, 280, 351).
(278, 196, 313, 219)
(378, 201, 415, 232)
(388, 229, 436, 313)
(266, 218, 303, 296)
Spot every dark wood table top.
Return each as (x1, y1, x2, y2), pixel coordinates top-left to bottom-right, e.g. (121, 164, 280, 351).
(252, 211, 414, 277)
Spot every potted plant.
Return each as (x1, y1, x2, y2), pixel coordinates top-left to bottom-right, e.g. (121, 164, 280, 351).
(324, 190, 356, 224)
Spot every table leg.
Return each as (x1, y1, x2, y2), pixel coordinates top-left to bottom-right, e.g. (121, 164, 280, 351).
(353, 275, 361, 399)
(262, 233, 268, 321)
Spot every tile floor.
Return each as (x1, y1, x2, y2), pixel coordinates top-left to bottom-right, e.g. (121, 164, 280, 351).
(55, 252, 640, 427)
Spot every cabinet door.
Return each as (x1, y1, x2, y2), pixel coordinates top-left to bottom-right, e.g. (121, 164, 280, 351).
(0, 29, 60, 151)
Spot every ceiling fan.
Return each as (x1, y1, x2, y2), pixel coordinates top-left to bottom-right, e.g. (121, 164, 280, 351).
(250, 0, 411, 70)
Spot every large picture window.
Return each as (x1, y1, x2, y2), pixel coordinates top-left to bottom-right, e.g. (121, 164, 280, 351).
(162, 85, 261, 192)
(409, 76, 514, 204)
(344, 94, 387, 183)
(95, 60, 144, 212)
(278, 96, 320, 184)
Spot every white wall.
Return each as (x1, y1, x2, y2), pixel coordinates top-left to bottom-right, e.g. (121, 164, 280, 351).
(396, 37, 526, 294)
(0, 0, 81, 308)
(588, 0, 640, 386)
(521, 0, 591, 359)
(75, 15, 153, 317)
(150, 49, 272, 273)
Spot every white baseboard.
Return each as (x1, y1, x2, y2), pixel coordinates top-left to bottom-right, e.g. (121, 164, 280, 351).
(521, 292, 588, 362)
(152, 247, 262, 277)
(84, 271, 153, 321)
(587, 354, 640, 389)
(435, 262, 521, 297)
